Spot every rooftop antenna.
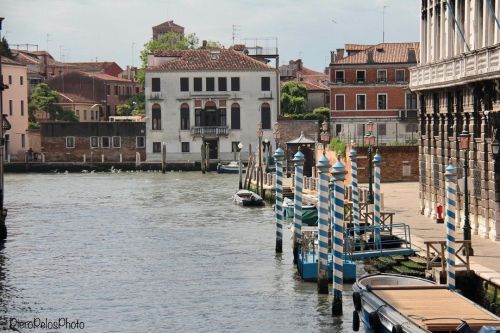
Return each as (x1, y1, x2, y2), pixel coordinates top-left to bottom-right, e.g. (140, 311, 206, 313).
(131, 42, 136, 67)
(232, 24, 241, 45)
(383, 5, 389, 43)
(46, 33, 51, 52)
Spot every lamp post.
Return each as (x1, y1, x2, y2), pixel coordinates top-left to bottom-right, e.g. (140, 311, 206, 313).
(459, 129, 474, 256)
(237, 142, 244, 189)
(257, 122, 264, 196)
(364, 121, 376, 204)
(263, 138, 271, 171)
(273, 122, 280, 149)
(320, 119, 330, 155)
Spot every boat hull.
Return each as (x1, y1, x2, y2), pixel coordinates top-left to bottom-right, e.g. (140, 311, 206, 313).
(297, 251, 356, 282)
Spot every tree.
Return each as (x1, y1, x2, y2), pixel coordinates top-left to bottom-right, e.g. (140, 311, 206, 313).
(116, 92, 145, 116)
(280, 81, 307, 115)
(0, 37, 13, 59)
(29, 83, 78, 122)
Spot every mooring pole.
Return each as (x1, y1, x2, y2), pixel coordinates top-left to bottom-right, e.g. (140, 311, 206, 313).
(274, 147, 285, 253)
(373, 151, 382, 249)
(331, 159, 346, 316)
(350, 145, 360, 241)
(292, 150, 304, 264)
(445, 163, 457, 290)
(161, 142, 166, 174)
(317, 155, 331, 294)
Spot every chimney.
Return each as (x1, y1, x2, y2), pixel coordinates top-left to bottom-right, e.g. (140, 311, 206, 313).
(335, 48, 345, 61)
(202, 40, 207, 48)
(367, 50, 374, 64)
(408, 48, 417, 63)
(297, 59, 303, 70)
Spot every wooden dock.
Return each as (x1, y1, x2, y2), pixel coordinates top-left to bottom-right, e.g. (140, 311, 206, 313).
(372, 286, 500, 331)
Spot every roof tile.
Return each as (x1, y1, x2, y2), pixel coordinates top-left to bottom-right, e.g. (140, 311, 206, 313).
(334, 42, 420, 65)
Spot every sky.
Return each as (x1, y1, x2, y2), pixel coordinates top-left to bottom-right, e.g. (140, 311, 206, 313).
(2, 0, 420, 72)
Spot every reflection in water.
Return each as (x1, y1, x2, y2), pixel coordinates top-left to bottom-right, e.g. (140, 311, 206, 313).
(0, 173, 357, 332)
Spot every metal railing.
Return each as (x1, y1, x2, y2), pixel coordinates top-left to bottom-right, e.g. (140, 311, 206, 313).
(190, 126, 229, 137)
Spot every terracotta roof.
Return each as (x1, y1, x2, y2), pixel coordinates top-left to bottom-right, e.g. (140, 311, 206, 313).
(334, 42, 420, 65)
(148, 49, 274, 72)
(1, 57, 25, 66)
(67, 62, 122, 73)
(153, 20, 184, 30)
(345, 44, 373, 52)
(13, 50, 66, 66)
(297, 79, 328, 91)
(57, 92, 97, 104)
(82, 72, 133, 82)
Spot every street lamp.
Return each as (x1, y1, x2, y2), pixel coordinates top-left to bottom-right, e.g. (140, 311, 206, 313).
(320, 119, 330, 155)
(364, 121, 376, 204)
(459, 129, 474, 256)
(237, 142, 244, 189)
(257, 122, 264, 196)
(273, 122, 281, 149)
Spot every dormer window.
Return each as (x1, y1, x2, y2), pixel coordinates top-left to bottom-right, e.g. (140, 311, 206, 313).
(210, 50, 220, 60)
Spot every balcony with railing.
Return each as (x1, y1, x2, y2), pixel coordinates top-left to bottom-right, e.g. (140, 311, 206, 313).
(148, 92, 164, 101)
(190, 126, 229, 137)
(410, 44, 500, 91)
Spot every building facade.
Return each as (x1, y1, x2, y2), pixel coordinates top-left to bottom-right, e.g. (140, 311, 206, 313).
(152, 20, 184, 40)
(46, 71, 140, 120)
(329, 43, 420, 145)
(145, 49, 279, 162)
(39, 122, 146, 162)
(410, 0, 500, 240)
(280, 59, 329, 112)
(2, 58, 29, 160)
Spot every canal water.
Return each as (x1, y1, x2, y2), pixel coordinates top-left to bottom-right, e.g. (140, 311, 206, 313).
(0, 172, 357, 332)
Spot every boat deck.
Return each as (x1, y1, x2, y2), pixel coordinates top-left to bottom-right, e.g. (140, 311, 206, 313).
(372, 286, 500, 331)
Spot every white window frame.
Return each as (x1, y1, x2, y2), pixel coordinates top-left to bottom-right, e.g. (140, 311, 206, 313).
(395, 69, 405, 82)
(377, 93, 388, 110)
(136, 136, 145, 148)
(335, 70, 345, 83)
(112, 136, 121, 148)
(356, 94, 367, 110)
(356, 70, 366, 83)
(65, 136, 75, 149)
(90, 136, 99, 149)
(101, 136, 111, 149)
(377, 69, 387, 83)
(335, 94, 346, 111)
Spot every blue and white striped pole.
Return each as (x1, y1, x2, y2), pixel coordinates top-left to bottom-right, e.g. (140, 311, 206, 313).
(331, 160, 346, 316)
(445, 163, 457, 290)
(292, 150, 305, 264)
(350, 146, 360, 241)
(373, 151, 382, 250)
(274, 148, 285, 253)
(317, 155, 331, 294)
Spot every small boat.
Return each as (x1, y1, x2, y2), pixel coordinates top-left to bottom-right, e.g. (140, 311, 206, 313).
(283, 198, 317, 226)
(217, 161, 244, 174)
(232, 190, 264, 206)
(352, 273, 500, 332)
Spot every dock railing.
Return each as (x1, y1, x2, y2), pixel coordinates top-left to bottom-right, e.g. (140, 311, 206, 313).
(424, 240, 471, 272)
(344, 223, 414, 260)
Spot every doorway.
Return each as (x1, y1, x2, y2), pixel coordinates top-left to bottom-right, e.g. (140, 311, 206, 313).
(204, 139, 218, 159)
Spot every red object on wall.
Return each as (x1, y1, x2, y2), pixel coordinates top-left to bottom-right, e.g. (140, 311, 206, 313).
(436, 203, 444, 223)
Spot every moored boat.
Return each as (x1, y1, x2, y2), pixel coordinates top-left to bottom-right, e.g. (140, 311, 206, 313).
(352, 273, 500, 333)
(217, 161, 244, 174)
(232, 190, 264, 206)
(283, 197, 317, 226)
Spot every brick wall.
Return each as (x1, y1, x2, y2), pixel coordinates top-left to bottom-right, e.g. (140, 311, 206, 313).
(276, 118, 319, 146)
(331, 85, 407, 111)
(330, 67, 411, 85)
(316, 144, 419, 182)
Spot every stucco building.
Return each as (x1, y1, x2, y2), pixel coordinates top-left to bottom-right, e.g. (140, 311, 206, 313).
(410, 0, 500, 241)
(329, 43, 420, 145)
(1, 57, 29, 160)
(145, 48, 279, 162)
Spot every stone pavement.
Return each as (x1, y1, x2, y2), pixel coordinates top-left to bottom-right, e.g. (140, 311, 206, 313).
(380, 182, 500, 286)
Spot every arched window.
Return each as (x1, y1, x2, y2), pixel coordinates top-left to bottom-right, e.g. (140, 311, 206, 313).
(152, 104, 161, 130)
(231, 103, 240, 130)
(180, 103, 190, 130)
(261, 103, 271, 129)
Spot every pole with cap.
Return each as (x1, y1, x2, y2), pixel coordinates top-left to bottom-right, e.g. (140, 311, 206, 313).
(292, 150, 304, 264)
(274, 147, 285, 253)
(373, 151, 382, 249)
(316, 155, 331, 294)
(445, 163, 457, 290)
(350, 144, 360, 241)
(331, 159, 346, 315)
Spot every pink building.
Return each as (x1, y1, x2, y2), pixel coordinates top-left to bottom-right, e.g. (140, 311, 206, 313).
(2, 57, 29, 160)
